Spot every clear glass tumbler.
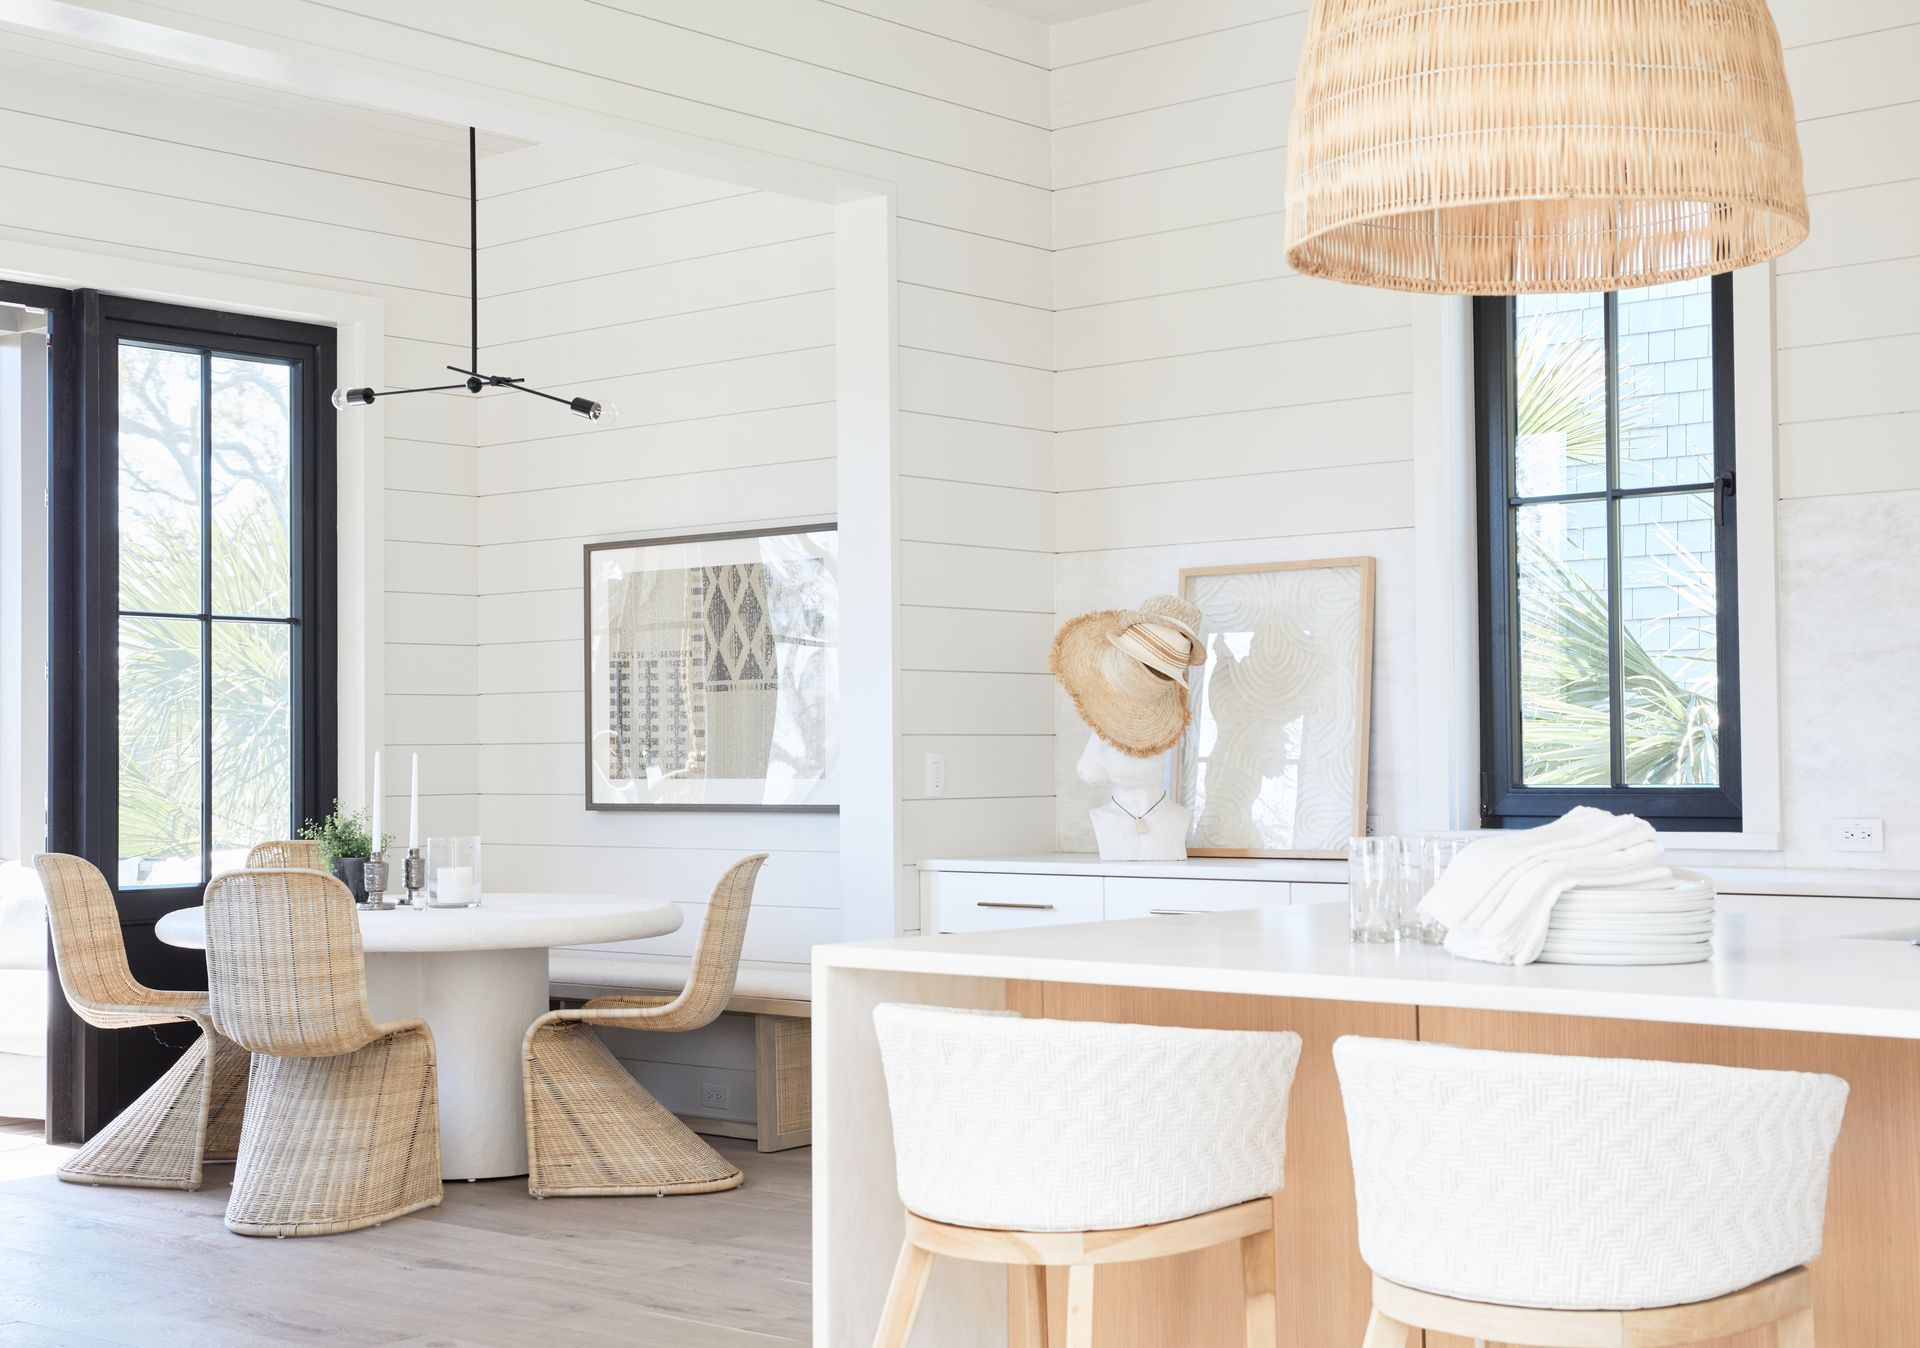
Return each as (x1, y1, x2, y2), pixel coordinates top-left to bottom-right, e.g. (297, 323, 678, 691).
(426, 835, 483, 908)
(1348, 836, 1403, 943)
(1408, 835, 1469, 945)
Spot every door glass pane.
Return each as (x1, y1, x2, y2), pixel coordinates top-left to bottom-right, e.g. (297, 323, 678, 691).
(1617, 277, 1715, 490)
(119, 616, 202, 887)
(1620, 492, 1720, 785)
(1513, 293, 1607, 498)
(212, 621, 292, 870)
(117, 343, 202, 613)
(1515, 498, 1611, 786)
(211, 356, 293, 617)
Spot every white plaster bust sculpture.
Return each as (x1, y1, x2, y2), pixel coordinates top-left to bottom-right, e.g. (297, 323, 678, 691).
(1077, 732, 1191, 862)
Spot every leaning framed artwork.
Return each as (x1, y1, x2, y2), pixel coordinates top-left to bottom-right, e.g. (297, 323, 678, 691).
(583, 523, 839, 812)
(1173, 557, 1375, 857)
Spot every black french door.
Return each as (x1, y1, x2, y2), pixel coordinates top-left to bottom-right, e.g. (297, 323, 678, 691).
(46, 292, 336, 1139)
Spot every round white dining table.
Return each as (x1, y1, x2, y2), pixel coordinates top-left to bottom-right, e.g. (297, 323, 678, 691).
(156, 893, 682, 1182)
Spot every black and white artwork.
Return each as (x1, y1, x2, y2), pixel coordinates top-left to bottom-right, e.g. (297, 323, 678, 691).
(584, 525, 838, 811)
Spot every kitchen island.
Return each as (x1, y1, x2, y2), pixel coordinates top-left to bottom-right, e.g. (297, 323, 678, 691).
(814, 896, 1920, 1347)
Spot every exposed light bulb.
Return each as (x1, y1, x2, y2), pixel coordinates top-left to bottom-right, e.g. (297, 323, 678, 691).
(332, 386, 375, 409)
(568, 396, 604, 421)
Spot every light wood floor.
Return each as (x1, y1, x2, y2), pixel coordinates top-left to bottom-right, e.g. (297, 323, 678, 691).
(0, 1119, 810, 1347)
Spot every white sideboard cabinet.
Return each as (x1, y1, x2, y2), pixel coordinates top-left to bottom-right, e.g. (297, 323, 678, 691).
(919, 854, 1349, 935)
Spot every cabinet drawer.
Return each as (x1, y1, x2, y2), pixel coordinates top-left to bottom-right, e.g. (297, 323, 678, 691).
(932, 872, 1105, 933)
(1103, 877, 1287, 920)
(1291, 882, 1350, 905)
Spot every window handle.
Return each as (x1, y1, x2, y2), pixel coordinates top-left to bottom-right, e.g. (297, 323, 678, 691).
(1714, 468, 1736, 527)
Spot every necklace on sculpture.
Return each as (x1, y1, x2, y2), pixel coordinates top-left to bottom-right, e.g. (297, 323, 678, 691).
(1111, 792, 1167, 834)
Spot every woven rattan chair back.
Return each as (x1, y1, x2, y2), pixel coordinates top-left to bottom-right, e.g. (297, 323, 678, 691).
(664, 853, 767, 1032)
(245, 839, 325, 870)
(204, 867, 382, 1057)
(34, 853, 179, 1031)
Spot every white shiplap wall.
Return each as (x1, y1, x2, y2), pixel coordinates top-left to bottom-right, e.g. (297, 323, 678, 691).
(1046, 0, 1920, 871)
(1047, 0, 1418, 844)
(0, 42, 483, 847)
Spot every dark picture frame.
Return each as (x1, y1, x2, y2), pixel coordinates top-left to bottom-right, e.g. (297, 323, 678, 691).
(582, 522, 838, 814)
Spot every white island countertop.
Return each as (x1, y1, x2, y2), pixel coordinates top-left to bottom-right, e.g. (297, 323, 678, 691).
(818, 894, 1920, 1039)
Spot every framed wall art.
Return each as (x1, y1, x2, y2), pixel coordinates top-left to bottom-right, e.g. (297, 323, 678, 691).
(583, 523, 838, 812)
(1174, 557, 1375, 857)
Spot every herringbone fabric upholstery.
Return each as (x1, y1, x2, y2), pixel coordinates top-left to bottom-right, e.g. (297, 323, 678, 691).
(873, 1004, 1302, 1231)
(1333, 1036, 1848, 1311)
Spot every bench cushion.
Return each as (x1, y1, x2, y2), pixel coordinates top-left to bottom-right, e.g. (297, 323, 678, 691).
(549, 952, 811, 1006)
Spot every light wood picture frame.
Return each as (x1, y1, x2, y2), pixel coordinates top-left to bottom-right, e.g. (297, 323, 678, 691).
(1174, 557, 1376, 858)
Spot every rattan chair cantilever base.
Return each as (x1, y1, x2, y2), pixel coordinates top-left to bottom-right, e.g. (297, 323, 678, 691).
(56, 1015, 250, 1190)
(524, 1018, 743, 1198)
(224, 1024, 443, 1237)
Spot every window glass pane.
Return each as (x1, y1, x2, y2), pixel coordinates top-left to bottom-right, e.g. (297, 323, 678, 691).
(1515, 498, 1611, 786)
(118, 343, 202, 613)
(1513, 293, 1607, 499)
(212, 621, 292, 870)
(1620, 492, 1719, 786)
(119, 616, 202, 887)
(1617, 277, 1715, 489)
(211, 356, 293, 617)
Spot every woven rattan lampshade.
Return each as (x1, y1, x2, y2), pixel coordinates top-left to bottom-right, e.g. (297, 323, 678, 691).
(1284, 0, 1809, 294)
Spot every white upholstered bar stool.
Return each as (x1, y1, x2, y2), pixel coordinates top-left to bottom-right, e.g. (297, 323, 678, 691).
(870, 1003, 1303, 1348)
(1333, 1037, 1849, 1348)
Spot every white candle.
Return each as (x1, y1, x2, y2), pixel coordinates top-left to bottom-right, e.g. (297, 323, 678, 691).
(436, 865, 475, 905)
(370, 751, 383, 856)
(409, 753, 420, 851)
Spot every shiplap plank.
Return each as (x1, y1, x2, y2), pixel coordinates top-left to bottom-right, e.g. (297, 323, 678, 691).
(1051, 18, 1297, 127)
(900, 477, 1052, 550)
(900, 284, 1053, 369)
(1776, 256, 1920, 349)
(902, 795, 1054, 858)
(1778, 334, 1920, 424)
(900, 671, 1053, 735)
(1056, 275, 1408, 367)
(476, 459, 834, 547)
(387, 592, 478, 648)
(900, 734, 1055, 800)
(900, 412, 1054, 491)
(899, 541, 1053, 613)
(899, 604, 1054, 673)
(1784, 23, 1920, 121)
(1050, 0, 1291, 66)
(483, 291, 833, 387)
(1058, 460, 1415, 552)
(1779, 414, 1920, 499)
(898, 219, 1051, 308)
(1052, 83, 1288, 188)
(900, 347, 1052, 429)
(480, 162, 747, 246)
(478, 404, 834, 496)
(1053, 149, 1285, 248)
(1055, 213, 1288, 308)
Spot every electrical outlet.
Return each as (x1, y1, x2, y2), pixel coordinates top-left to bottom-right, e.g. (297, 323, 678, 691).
(1832, 818, 1884, 853)
(924, 752, 946, 797)
(700, 1082, 730, 1112)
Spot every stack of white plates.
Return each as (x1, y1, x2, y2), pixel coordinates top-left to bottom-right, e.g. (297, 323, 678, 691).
(1536, 869, 1715, 965)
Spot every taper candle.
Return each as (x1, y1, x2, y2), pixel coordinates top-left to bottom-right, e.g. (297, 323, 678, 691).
(409, 753, 420, 851)
(371, 750, 383, 856)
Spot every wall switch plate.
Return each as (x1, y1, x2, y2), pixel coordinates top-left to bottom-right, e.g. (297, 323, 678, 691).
(700, 1082, 730, 1112)
(924, 752, 945, 797)
(1832, 818, 1884, 852)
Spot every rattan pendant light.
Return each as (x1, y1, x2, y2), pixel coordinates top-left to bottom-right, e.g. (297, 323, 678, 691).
(1283, 0, 1809, 294)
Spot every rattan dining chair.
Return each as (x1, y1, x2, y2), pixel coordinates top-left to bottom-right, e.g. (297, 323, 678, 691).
(32, 853, 250, 1190)
(244, 839, 324, 869)
(523, 853, 769, 1198)
(203, 866, 442, 1236)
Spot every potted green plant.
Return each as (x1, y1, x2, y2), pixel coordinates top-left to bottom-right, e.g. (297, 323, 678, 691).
(299, 803, 393, 902)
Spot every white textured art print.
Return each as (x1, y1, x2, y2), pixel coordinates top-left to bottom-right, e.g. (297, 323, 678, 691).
(1178, 559, 1373, 854)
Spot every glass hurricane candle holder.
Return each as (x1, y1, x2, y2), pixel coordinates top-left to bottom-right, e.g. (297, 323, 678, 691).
(426, 836, 483, 908)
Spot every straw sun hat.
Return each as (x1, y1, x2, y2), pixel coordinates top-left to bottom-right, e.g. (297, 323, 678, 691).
(1050, 595, 1207, 758)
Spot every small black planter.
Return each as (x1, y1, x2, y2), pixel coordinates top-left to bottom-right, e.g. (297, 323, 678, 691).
(331, 857, 369, 901)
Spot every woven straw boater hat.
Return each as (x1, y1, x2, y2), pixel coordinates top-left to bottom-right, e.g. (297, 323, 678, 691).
(1050, 594, 1207, 758)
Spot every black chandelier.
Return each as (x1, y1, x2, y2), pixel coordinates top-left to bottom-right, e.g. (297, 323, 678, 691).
(333, 127, 607, 421)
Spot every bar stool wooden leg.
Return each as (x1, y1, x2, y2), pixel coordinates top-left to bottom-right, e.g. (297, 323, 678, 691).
(1012, 1265, 1048, 1348)
(1241, 1217, 1277, 1348)
(1063, 1264, 1096, 1348)
(1774, 1307, 1816, 1347)
(873, 1239, 935, 1348)
(1360, 1308, 1414, 1348)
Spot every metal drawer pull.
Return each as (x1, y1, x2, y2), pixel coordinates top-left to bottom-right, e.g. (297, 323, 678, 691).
(1149, 908, 1207, 916)
(976, 901, 1056, 911)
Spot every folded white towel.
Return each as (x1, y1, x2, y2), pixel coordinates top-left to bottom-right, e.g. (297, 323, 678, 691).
(1419, 808, 1671, 965)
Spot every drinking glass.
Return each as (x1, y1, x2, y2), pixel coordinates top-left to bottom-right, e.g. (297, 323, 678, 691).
(426, 836, 483, 908)
(1348, 836, 1403, 943)
(1409, 835, 1469, 945)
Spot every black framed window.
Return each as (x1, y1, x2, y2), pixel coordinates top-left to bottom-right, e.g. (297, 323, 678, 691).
(1475, 274, 1740, 831)
(54, 293, 336, 916)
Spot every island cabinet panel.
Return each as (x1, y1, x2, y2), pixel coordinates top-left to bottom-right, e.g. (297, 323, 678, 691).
(1419, 1009, 1920, 1348)
(1003, 980, 1415, 1348)
(999, 990, 1920, 1348)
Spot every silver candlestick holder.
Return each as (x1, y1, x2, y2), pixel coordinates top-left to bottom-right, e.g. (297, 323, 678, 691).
(360, 853, 396, 910)
(403, 847, 427, 908)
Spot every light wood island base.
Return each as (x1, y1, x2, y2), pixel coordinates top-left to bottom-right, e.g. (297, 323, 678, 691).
(1003, 983, 1917, 1348)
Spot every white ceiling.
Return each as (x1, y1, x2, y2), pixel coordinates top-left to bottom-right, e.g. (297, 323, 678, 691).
(976, 0, 1159, 22)
(0, 25, 526, 158)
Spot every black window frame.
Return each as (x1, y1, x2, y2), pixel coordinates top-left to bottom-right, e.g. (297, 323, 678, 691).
(1474, 273, 1741, 832)
(44, 291, 337, 1137)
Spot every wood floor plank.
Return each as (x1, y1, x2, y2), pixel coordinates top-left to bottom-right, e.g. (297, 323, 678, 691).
(0, 1135, 810, 1346)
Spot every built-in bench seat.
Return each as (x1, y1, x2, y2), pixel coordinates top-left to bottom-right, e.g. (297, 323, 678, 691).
(547, 953, 811, 1152)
